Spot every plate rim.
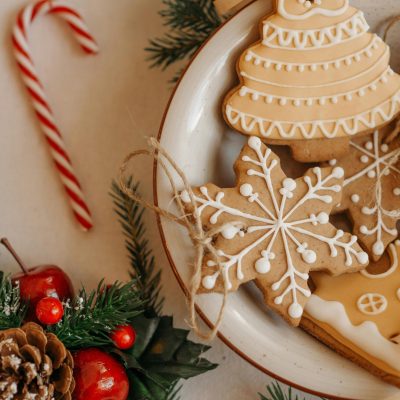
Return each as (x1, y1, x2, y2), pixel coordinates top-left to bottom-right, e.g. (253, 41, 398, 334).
(153, 2, 361, 399)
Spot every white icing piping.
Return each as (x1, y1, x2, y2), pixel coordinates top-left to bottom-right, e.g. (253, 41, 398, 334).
(239, 67, 392, 107)
(240, 48, 390, 89)
(278, 0, 349, 21)
(245, 36, 380, 72)
(305, 295, 400, 371)
(361, 242, 399, 279)
(345, 133, 399, 256)
(357, 293, 388, 315)
(183, 137, 367, 319)
(225, 91, 400, 139)
(262, 11, 368, 50)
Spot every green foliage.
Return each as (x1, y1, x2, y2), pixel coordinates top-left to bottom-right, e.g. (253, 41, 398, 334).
(48, 280, 145, 349)
(111, 315, 217, 400)
(0, 273, 27, 330)
(259, 382, 324, 400)
(111, 178, 163, 313)
(146, 0, 221, 78)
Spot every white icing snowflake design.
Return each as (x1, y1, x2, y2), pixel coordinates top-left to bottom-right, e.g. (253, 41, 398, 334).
(181, 137, 368, 322)
(331, 130, 400, 259)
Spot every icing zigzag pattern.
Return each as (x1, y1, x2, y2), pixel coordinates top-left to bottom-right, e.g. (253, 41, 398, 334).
(263, 11, 369, 49)
(226, 92, 400, 139)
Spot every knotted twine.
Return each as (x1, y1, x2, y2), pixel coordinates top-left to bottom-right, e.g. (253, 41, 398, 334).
(119, 137, 234, 340)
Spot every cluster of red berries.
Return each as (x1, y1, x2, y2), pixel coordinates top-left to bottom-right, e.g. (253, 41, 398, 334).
(1, 238, 135, 400)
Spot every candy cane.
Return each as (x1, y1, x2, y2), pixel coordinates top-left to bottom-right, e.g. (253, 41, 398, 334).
(12, 0, 98, 231)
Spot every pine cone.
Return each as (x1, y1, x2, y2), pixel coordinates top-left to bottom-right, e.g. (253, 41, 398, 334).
(0, 322, 75, 400)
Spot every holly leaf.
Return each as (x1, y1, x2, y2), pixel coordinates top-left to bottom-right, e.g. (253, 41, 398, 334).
(110, 315, 217, 400)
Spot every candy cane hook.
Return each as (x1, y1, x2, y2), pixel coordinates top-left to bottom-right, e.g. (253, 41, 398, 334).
(12, 0, 98, 231)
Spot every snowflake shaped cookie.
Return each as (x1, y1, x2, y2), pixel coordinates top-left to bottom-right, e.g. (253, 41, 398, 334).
(181, 137, 369, 325)
(329, 128, 400, 261)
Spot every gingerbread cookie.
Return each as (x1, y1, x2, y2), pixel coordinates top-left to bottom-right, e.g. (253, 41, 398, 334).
(181, 137, 368, 325)
(328, 124, 400, 261)
(302, 240, 400, 387)
(223, 0, 400, 162)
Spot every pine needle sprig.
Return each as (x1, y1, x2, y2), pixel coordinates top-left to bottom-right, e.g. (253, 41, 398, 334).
(0, 273, 27, 330)
(48, 280, 145, 349)
(259, 381, 324, 400)
(146, 0, 221, 71)
(111, 178, 163, 313)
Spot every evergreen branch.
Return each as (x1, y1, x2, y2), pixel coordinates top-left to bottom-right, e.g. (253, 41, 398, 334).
(0, 273, 26, 330)
(259, 382, 324, 400)
(48, 280, 145, 349)
(111, 178, 163, 313)
(146, 0, 221, 70)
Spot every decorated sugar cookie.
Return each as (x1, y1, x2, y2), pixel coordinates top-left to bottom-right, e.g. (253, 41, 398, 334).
(303, 240, 400, 387)
(181, 137, 368, 325)
(223, 0, 400, 162)
(328, 124, 400, 261)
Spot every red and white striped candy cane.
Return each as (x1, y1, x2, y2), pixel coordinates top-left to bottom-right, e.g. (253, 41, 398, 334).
(12, 0, 98, 231)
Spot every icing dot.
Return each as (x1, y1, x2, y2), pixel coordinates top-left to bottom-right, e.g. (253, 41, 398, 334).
(389, 69, 395, 76)
(302, 249, 317, 264)
(393, 188, 400, 196)
(334, 61, 341, 69)
(286, 64, 293, 72)
(293, 99, 301, 107)
(323, 63, 329, 71)
(279, 98, 287, 106)
(368, 170, 376, 179)
(251, 93, 259, 101)
(255, 258, 271, 274)
(180, 190, 191, 203)
(355, 54, 361, 62)
(266, 95, 273, 104)
(358, 89, 365, 97)
(381, 144, 389, 153)
(310, 64, 317, 71)
(371, 84, 377, 91)
(306, 98, 313, 106)
(357, 252, 369, 265)
(202, 274, 218, 290)
(254, 58, 261, 66)
(382, 75, 388, 83)
(239, 87, 247, 97)
(264, 61, 271, 69)
(222, 225, 240, 240)
(317, 212, 329, 225)
(244, 53, 252, 62)
(248, 136, 261, 150)
(360, 155, 369, 163)
(365, 141, 373, 150)
(384, 169, 390, 176)
(332, 167, 344, 179)
(283, 178, 297, 191)
(289, 303, 303, 319)
(319, 98, 326, 105)
(298, 65, 305, 72)
(345, 93, 353, 101)
(345, 58, 352, 66)
(373, 241, 385, 256)
(240, 183, 253, 197)
(351, 194, 360, 203)
(276, 64, 282, 71)
(329, 159, 337, 166)
(366, 50, 372, 58)
(331, 96, 338, 104)
(304, 1, 312, 8)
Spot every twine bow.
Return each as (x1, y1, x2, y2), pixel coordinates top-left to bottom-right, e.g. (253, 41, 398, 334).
(119, 138, 231, 340)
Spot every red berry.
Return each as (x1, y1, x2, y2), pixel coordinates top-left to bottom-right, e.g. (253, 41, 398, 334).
(111, 325, 136, 350)
(35, 297, 64, 325)
(73, 348, 129, 400)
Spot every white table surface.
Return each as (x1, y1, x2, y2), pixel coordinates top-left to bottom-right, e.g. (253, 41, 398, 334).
(3, 0, 391, 398)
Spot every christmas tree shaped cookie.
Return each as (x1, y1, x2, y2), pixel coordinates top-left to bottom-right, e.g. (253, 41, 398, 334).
(223, 0, 400, 162)
(328, 123, 400, 262)
(303, 240, 400, 387)
(181, 137, 368, 325)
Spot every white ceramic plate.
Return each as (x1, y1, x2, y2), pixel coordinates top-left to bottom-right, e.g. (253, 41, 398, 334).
(155, 1, 400, 399)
